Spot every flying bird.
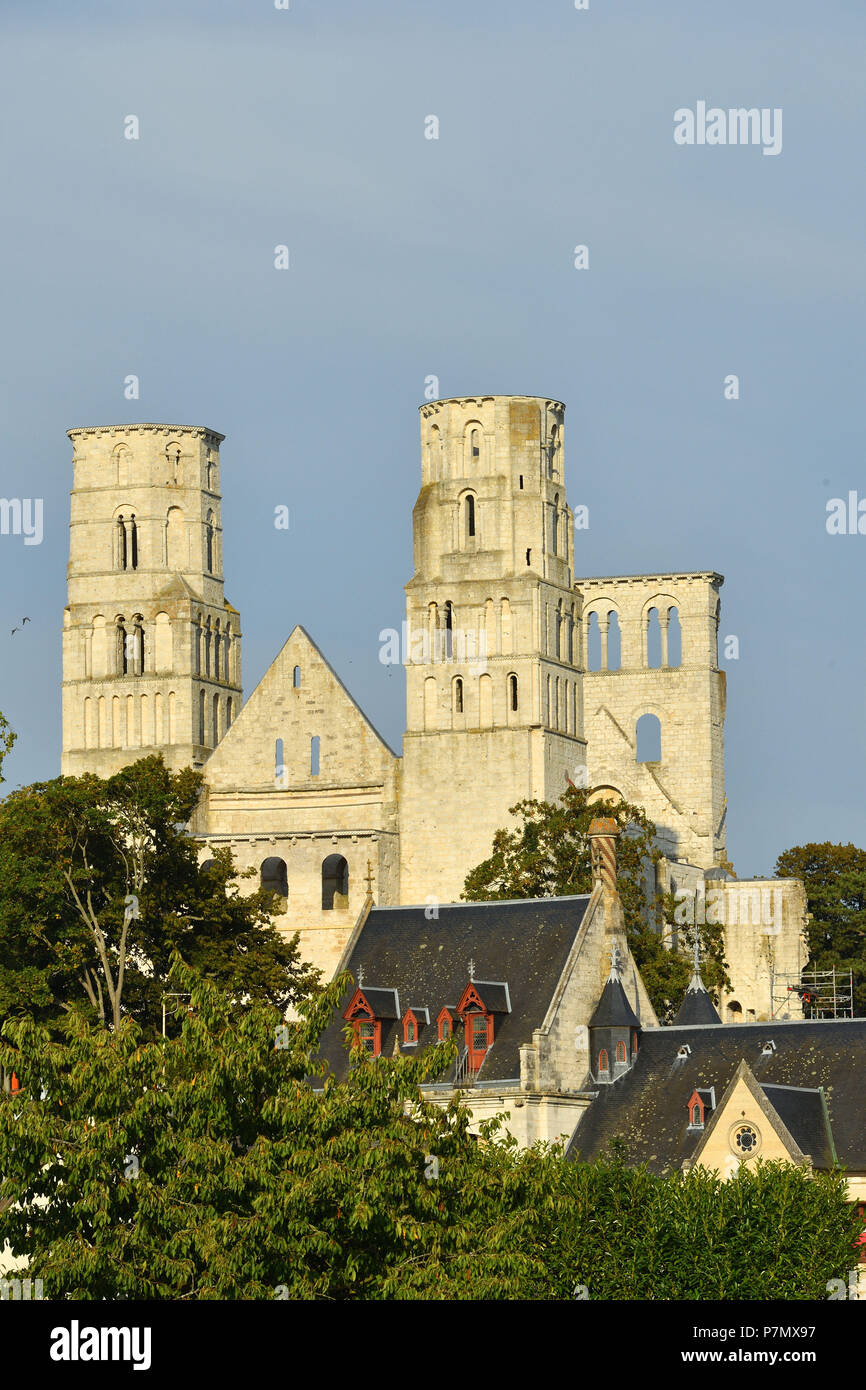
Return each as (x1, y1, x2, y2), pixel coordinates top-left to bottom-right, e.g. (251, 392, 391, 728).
(10, 617, 31, 635)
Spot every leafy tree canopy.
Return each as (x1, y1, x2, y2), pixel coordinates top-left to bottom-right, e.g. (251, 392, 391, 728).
(462, 784, 729, 1021)
(775, 842, 866, 1016)
(0, 956, 856, 1301)
(0, 755, 318, 1036)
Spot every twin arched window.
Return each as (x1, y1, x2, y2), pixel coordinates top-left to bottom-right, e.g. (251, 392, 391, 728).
(115, 514, 138, 570)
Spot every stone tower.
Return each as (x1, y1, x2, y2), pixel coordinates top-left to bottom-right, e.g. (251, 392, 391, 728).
(62, 423, 242, 777)
(399, 395, 588, 903)
(575, 571, 726, 868)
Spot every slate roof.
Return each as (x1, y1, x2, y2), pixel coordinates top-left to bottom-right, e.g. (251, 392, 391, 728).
(762, 1086, 836, 1170)
(589, 975, 640, 1029)
(672, 977, 722, 1027)
(315, 895, 591, 1085)
(567, 1018, 866, 1173)
(359, 987, 400, 1020)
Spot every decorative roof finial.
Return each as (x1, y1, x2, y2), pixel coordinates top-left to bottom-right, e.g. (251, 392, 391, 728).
(608, 939, 624, 981)
(357, 965, 365, 989)
(468, 957, 475, 981)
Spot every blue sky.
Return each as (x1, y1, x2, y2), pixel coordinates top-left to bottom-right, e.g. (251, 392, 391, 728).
(1, 0, 864, 877)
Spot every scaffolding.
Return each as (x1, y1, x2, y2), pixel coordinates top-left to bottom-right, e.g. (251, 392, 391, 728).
(770, 966, 854, 1020)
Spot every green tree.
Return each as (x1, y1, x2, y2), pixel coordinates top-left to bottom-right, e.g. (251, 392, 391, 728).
(0, 959, 559, 1300)
(0, 709, 15, 785)
(0, 755, 318, 1036)
(0, 959, 856, 1301)
(462, 784, 729, 1020)
(775, 842, 866, 1016)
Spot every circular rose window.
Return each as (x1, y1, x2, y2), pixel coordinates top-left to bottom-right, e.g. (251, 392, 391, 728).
(731, 1123, 761, 1156)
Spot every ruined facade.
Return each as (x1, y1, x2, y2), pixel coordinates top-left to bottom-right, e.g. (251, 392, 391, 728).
(61, 398, 807, 1012)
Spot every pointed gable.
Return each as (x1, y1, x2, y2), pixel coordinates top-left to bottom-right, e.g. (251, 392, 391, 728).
(203, 625, 398, 792)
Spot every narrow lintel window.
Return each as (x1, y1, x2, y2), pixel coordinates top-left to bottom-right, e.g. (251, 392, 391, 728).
(508, 673, 518, 711)
(466, 494, 476, 538)
(526, 548, 531, 566)
(518, 475, 524, 489)
(293, 665, 301, 689)
(454, 677, 463, 714)
(311, 734, 320, 776)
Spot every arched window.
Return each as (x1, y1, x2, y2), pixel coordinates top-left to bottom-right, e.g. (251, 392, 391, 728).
(500, 597, 512, 654)
(569, 603, 576, 665)
(131, 616, 144, 675)
(508, 673, 518, 711)
(311, 734, 320, 776)
(275, 737, 284, 782)
(607, 611, 621, 671)
(586, 611, 601, 671)
(293, 665, 301, 689)
(636, 713, 662, 763)
(129, 515, 138, 570)
(667, 606, 682, 667)
(198, 689, 206, 745)
(453, 676, 463, 715)
(647, 607, 662, 668)
(115, 445, 131, 487)
(116, 516, 127, 571)
(598, 1049, 609, 1074)
(555, 601, 563, 659)
(212, 693, 219, 743)
(205, 512, 215, 574)
(322, 854, 349, 910)
(260, 856, 288, 909)
(484, 598, 496, 657)
(116, 617, 128, 675)
(691, 1103, 702, 1126)
(224, 626, 231, 681)
(551, 494, 559, 555)
(206, 456, 215, 491)
(616, 1041, 627, 1063)
(193, 613, 202, 676)
(465, 493, 475, 538)
(204, 618, 212, 677)
(213, 620, 221, 680)
(470, 428, 481, 460)
(226, 697, 233, 729)
(444, 601, 454, 659)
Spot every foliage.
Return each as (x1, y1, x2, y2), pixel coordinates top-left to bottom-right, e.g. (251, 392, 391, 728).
(0, 709, 14, 785)
(775, 842, 866, 1016)
(0, 755, 318, 1036)
(0, 962, 857, 1301)
(462, 784, 729, 1020)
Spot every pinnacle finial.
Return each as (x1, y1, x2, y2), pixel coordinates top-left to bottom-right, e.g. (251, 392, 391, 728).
(468, 958, 475, 981)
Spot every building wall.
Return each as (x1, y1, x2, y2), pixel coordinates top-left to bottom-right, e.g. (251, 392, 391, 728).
(577, 572, 725, 869)
(192, 624, 400, 980)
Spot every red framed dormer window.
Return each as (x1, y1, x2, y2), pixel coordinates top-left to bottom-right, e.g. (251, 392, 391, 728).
(437, 1007, 454, 1041)
(464, 1010, 493, 1069)
(402, 1009, 420, 1045)
(616, 1040, 626, 1063)
(598, 1049, 609, 1074)
(344, 987, 382, 1057)
(686, 1089, 705, 1128)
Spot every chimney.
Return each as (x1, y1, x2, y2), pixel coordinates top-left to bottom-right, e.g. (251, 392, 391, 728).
(587, 816, 626, 944)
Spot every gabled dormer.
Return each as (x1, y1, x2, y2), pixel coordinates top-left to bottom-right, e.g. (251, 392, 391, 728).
(437, 1005, 456, 1041)
(343, 985, 400, 1058)
(686, 1087, 716, 1130)
(401, 1007, 429, 1047)
(456, 978, 511, 1075)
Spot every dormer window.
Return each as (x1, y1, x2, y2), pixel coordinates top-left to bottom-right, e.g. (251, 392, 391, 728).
(343, 985, 400, 1060)
(616, 1041, 626, 1063)
(686, 1088, 715, 1131)
(456, 979, 510, 1076)
(402, 1007, 428, 1046)
(437, 1007, 454, 1041)
(598, 1049, 609, 1075)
